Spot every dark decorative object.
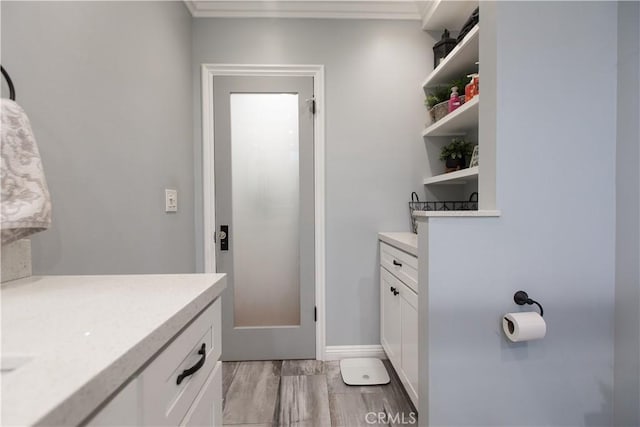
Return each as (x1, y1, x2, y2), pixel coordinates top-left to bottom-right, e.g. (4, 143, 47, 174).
(433, 29, 457, 68)
(457, 7, 479, 43)
(445, 156, 465, 172)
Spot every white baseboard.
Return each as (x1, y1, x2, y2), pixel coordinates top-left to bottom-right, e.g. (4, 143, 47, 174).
(324, 345, 387, 361)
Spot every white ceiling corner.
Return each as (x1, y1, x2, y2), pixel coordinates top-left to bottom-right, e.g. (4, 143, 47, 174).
(183, 0, 424, 20)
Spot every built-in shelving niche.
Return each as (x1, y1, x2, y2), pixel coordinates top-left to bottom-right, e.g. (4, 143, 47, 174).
(420, 0, 497, 214)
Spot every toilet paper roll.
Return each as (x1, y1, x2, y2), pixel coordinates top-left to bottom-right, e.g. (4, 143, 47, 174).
(503, 312, 546, 342)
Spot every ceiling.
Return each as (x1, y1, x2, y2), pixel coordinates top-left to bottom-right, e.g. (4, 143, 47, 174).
(184, 1, 424, 20)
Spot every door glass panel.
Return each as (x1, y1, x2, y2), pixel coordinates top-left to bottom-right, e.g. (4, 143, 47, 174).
(230, 93, 300, 327)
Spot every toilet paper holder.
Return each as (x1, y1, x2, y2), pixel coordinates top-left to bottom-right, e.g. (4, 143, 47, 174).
(513, 290, 544, 317)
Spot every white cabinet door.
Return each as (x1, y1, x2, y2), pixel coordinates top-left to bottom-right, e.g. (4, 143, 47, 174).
(400, 283, 419, 408)
(380, 268, 402, 369)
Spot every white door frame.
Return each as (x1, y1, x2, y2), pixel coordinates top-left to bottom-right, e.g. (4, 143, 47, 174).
(201, 64, 326, 361)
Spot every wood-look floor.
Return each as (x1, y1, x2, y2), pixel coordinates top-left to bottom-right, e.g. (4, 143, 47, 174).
(222, 360, 417, 426)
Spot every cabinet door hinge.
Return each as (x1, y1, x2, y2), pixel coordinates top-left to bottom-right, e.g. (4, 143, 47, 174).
(314, 306, 317, 322)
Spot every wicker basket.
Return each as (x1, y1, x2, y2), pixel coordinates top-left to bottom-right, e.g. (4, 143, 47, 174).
(427, 96, 467, 124)
(428, 100, 449, 123)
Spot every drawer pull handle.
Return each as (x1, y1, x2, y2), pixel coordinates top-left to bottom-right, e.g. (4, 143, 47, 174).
(390, 286, 399, 296)
(176, 343, 206, 385)
(392, 260, 402, 267)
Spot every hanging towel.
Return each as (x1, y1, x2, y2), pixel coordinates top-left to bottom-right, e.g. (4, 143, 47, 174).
(1, 99, 51, 245)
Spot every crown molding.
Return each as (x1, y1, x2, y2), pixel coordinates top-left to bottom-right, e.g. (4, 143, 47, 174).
(184, 1, 422, 20)
(183, 0, 198, 15)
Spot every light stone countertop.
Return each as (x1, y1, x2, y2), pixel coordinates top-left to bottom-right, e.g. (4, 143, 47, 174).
(1, 273, 226, 427)
(378, 232, 418, 256)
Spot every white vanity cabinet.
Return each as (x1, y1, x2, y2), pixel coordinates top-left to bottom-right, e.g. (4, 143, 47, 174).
(87, 298, 223, 426)
(379, 235, 419, 409)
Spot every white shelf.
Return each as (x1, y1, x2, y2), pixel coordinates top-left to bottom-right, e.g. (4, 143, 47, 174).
(413, 209, 501, 218)
(422, 25, 479, 89)
(422, 96, 479, 137)
(421, 0, 478, 32)
(423, 166, 479, 185)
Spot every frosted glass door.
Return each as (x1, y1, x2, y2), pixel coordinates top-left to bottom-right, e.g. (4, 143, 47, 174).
(230, 94, 300, 327)
(213, 75, 315, 361)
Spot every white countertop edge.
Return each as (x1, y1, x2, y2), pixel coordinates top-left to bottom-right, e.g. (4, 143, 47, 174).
(2, 274, 226, 427)
(413, 209, 501, 218)
(378, 232, 418, 256)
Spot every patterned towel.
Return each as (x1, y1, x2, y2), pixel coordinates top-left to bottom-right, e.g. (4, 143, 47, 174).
(1, 99, 51, 245)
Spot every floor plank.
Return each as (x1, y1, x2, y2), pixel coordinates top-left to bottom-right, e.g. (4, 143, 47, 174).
(275, 375, 331, 426)
(223, 361, 282, 425)
(282, 360, 325, 376)
(329, 392, 417, 427)
(222, 361, 240, 400)
(221, 360, 415, 427)
(223, 425, 272, 427)
(328, 393, 386, 426)
(381, 360, 417, 415)
(365, 392, 417, 427)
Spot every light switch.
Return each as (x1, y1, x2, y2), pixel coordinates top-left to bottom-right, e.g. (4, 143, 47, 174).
(165, 189, 178, 212)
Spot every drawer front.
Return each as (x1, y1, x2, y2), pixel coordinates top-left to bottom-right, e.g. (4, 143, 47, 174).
(141, 298, 222, 426)
(380, 242, 418, 292)
(180, 361, 222, 427)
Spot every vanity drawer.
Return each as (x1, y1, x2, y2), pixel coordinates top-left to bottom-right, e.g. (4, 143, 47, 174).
(141, 298, 221, 426)
(380, 242, 418, 292)
(180, 361, 222, 427)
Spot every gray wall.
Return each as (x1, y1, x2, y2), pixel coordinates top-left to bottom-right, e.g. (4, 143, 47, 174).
(420, 2, 617, 425)
(1, 1, 195, 274)
(192, 19, 431, 345)
(614, 1, 640, 426)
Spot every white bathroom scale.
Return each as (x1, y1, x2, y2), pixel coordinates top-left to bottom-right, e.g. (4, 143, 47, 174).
(340, 358, 390, 385)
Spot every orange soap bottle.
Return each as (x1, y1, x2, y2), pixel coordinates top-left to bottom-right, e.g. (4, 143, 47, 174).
(465, 74, 475, 101)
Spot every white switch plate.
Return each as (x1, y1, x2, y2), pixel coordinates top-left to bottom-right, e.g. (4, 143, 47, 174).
(165, 189, 178, 212)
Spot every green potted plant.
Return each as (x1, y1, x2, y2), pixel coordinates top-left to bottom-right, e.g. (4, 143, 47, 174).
(424, 85, 450, 122)
(440, 138, 475, 172)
